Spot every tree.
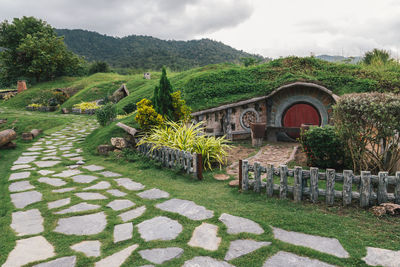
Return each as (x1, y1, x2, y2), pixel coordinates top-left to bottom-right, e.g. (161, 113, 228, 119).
(363, 49, 392, 65)
(153, 67, 174, 119)
(89, 61, 110, 75)
(240, 57, 259, 67)
(0, 16, 84, 85)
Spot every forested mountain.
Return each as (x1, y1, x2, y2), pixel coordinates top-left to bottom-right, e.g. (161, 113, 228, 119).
(56, 29, 263, 70)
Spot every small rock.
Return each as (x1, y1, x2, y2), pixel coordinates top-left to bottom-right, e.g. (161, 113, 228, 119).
(156, 199, 214, 221)
(115, 178, 145, 191)
(76, 160, 85, 165)
(107, 189, 127, 197)
(111, 137, 129, 149)
(75, 192, 107, 200)
(214, 174, 230, 181)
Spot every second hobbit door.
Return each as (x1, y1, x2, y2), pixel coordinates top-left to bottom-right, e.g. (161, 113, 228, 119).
(282, 103, 321, 139)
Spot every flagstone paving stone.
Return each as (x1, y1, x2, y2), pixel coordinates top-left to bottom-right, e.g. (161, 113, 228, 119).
(94, 244, 138, 267)
(137, 188, 170, 199)
(70, 240, 101, 257)
(139, 247, 184, 264)
(219, 213, 264, 235)
(9, 180, 35, 192)
(156, 199, 214, 221)
(52, 187, 76, 193)
(182, 256, 234, 267)
(262, 251, 335, 267)
(137, 216, 183, 241)
(9, 171, 31, 181)
(188, 223, 221, 251)
(71, 174, 98, 183)
(362, 247, 400, 267)
(2, 236, 55, 267)
(11, 164, 31, 170)
(14, 156, 37, 164)
(55, 202, 101, 214)
(100, 171, 122, 177)
(54, 212, 107, 235)
(115, 178, 145, 191)
(27, 147, 44, 151)
(42, 156, 62, 160)
(11, 209, 44, 236)
(113, 222, 133, 243)
(48, 198, 71, 209)
(22, 152, 41, 156)
(32, 256, 77, 267)
(70, 156, 84, 161)
(84, 181, 111, 190)
(11, 190, 42, 209)
(34, 161, 61, 168)
(53, 169, 81, 177)
(107, 189, 127, 197)
(119, 206, 147, 222)
(75, 192, 108, 200)
(38, 170, 55, 175)
(224, 239, 271, 261)
(272, 227, 349, 258)
(38, 177, 67, 187)
(83, 164, 105, 171)
(63, 153, 80, 157)
(107, 199, 135, 211)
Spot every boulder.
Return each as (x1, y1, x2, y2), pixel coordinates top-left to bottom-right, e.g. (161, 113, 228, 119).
(97, 145, 114, 155)
(111, 137, 129, 149)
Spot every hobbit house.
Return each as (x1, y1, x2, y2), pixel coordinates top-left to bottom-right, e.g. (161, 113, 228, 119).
(191, 82, 339, 141)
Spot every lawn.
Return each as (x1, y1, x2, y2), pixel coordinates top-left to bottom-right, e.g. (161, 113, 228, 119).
(0, 109, 399, 266)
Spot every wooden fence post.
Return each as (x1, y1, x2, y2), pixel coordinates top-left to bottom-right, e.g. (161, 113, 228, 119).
(360, 171, 371, 208)
(326, 169, 335, 206)
(196, 153, 203, 180)
(279, 165, 288, 199)
(395, 172, 400, 204)
(254, 162, 261, 193)
(310, 167, 319, 203)
(377, 172, 388, 204)
(293, 166, 303, 202)
(342, 170, 353, 206)
(242, 160, 249, 191)
(266, 164, 274, 197)
(238, 159, 243, 191)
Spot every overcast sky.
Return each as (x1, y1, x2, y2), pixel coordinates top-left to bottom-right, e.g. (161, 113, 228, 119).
(1, 0, 399, 58)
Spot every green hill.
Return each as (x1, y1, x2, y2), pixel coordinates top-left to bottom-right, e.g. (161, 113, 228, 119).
(3, 57, 400, 113)
(55, 29, 263, 70)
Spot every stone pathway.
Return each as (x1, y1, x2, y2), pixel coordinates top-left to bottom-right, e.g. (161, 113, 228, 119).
(2, 119, 391, 267)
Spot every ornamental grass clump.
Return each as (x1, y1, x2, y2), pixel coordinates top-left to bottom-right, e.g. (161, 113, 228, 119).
(138, 121, 231, 170)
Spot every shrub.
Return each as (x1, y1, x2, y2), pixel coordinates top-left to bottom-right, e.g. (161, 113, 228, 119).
(300, 126, 347, 169)
(88, 61, 110, 75)
(123, 102, 137, 114)
(138, 121, 231, 170)
(73, 102, 101, 111)
(96, 103, 117, 126)
(135, 98, 163, 130)
(153, 67, 174, 119)
(334, 93, 400, 173)
(171, 91, 192, 122)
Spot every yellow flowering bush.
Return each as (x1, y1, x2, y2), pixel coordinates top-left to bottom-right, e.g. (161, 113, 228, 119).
(135, 98, 163, 130)
(28, 103, 43, 108)
(73, 102, 101, 111)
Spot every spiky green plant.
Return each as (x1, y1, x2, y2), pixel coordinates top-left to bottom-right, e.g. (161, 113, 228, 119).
(138, 121, 231, 170)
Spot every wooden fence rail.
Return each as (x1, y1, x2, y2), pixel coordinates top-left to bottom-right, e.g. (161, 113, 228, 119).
(240, 160, 400, 207)
(137, 143, 203, 180)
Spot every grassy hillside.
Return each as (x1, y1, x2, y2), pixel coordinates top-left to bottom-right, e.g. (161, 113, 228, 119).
(2, 57, 400, 113)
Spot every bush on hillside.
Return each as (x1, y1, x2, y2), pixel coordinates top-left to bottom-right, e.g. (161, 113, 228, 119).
(89, 61, 111, 75)
(135, 98, 163, 130)
(171, 91, 191, 122)
(138, 121, 231, 170)
(334, 93, 400, 173)
(96, 103, 117, 126)
(123, 102, 137, 114)
(300, 126, 347, 169)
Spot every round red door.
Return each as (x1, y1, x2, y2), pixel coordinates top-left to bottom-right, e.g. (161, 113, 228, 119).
(283, 103, 321, 139)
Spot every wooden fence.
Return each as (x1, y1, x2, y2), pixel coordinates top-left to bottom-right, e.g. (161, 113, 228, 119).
(137, 143, 203, 180)
(240, 160, 400, 207)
